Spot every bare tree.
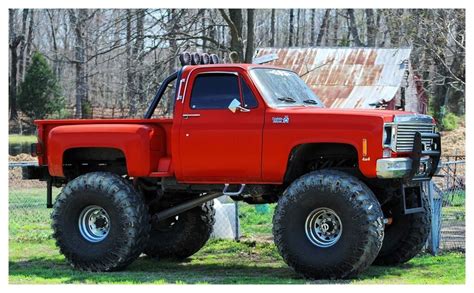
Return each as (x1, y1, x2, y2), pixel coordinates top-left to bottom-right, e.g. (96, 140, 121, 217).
(9, 9, 23, 121)
(219, 9, 243, 61)
(289, 9, 294, 47)
(7, 8, 466, 123)
(366, 9, 376, 46)
(347, 9, 363, 46)
(270, 9, 276, 47)
(68, 9, 89, 118)
(316, 9, 330, 46)
(310, 9, 315, 46)
(17, 9, 28, 82)
(295, 9, 300, 46)
(332, 10, 339, 46)
(244, 9, 255, 63)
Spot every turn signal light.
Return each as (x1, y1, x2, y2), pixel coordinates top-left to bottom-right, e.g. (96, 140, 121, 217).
(362, 139, 368, 157)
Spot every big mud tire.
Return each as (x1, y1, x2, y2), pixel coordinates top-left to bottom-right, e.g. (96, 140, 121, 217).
(373, 187, 431, 265)
(144, 201, 215, 259)
(51, 172, 150, 272)
(273, 170, 385, 279)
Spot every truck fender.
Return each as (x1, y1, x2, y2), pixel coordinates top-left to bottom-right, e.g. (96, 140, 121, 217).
(47, 124, 163, 177)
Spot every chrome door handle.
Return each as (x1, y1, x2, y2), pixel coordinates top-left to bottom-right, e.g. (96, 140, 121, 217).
(183, 113, 201, 119)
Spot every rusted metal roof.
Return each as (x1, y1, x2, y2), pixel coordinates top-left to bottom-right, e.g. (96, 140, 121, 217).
(254, 47, 412, 109)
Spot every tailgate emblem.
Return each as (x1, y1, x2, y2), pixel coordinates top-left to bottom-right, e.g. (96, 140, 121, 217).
(272, 115, 290, 124)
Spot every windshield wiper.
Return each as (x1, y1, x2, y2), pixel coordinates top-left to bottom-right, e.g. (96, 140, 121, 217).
(277, 96, 297, 103)
(303, 99, 318, 105)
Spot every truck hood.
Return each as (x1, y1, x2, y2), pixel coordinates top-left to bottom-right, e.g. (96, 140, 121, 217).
(267, 107, 425, 123)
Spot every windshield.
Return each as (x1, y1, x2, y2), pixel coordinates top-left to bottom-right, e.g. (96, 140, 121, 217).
(250, 68, 324, 108)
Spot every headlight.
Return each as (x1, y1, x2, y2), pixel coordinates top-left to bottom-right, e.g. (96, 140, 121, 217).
(383, 125, 392, 146)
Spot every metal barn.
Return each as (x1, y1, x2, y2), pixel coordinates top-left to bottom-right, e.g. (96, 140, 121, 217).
(253, 47, 428, 114)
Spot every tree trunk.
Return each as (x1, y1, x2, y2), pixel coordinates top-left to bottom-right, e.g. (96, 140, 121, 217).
(219, 9, 243, 61)
(289, 9, 294, 47)
(135, 9, 145, 104)
(9, 9, 22, 121)
(167, 9, 179, 114)
(347, 9, 363, 46)
(332, 10, 339, 46)
(301, 9, 306, 46)
(386, 9, 403, 46)
(270, 9, 275, 46)
(295, 9, 300, 46)
(244, 9, 255, 63)
(126, 10, 135, 116)
(68, 9, 88, 118)
(25, 10, 35, 69)
(316, 9, 330, 46)
(18, 9, 28, 82)
(201, 10, 207, 50)
(46, 9, 60, 79)
(310, 9, 315, 46)
(366, 9, 376, 46)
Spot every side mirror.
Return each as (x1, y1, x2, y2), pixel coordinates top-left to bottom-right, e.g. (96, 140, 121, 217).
(228, 99, 250, 113)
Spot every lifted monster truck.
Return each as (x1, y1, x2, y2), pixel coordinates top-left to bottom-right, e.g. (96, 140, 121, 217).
(23, 53, 441, 279)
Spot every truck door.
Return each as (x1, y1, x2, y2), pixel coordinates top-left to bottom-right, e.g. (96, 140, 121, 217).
(178, 70, 264, 182)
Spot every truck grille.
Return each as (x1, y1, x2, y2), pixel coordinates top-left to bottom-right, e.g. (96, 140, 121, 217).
(395, 123, 435, 152)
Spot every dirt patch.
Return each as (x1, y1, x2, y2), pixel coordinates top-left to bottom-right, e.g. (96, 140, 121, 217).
(240, 234, 274, 244)
(9, 167, 46, 189)
(440, 122, 465, 156)
(9, 154, 36, 162)
(9, 154, 44, 188)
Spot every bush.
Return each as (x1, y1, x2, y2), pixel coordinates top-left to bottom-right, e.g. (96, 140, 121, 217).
(49, 108, 73, 119)
(18, 52, 65, 121)
(441, 112, 460, 131)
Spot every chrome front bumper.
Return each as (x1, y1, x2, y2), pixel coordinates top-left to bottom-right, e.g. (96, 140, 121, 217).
(376, 157, 436, 179)
(377, 131, 441, 181)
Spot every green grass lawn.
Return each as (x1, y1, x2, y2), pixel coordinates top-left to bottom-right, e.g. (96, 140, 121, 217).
(9, 188, 466, 284)
(9, 134, 37, 144)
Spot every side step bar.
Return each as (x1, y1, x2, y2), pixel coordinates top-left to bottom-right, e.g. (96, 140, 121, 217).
(152, 184, 245, 222)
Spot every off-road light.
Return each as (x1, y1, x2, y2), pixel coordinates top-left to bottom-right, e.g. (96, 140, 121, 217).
(190, 52, 201, 65)
(200, 53, 210, 64)
(209, 54, 219, 64)
(179, 52, 191, 66)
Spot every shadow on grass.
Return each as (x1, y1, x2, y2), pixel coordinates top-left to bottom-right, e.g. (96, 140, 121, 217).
(9, 256, 304, 284)
(8, 255, 433, 284)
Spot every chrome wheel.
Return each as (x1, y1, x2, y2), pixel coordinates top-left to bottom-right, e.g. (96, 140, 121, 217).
(78, 205, 111, 243)
(305, 207, 342, 248)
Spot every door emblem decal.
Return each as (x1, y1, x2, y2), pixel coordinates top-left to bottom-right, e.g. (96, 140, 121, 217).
(272, 115, 290, 124)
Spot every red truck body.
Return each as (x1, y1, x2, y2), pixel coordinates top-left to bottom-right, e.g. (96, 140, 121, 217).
(34, 64, 411, 184)
(25, 61, 441, 278)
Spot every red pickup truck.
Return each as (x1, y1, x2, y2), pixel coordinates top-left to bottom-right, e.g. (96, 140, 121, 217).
(23, 58, 441, 279)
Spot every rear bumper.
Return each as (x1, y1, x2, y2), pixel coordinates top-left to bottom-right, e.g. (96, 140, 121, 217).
(22, 165, 49, 181)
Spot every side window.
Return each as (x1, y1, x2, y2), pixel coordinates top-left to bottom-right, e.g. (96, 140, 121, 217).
(190, 73, 239, 109)
(240, 79, 258, 109)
